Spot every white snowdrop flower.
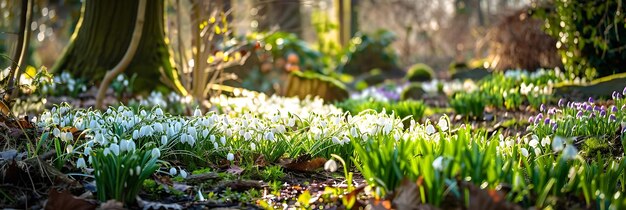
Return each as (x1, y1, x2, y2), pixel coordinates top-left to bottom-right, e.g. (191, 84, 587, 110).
(534, 148, 542, 156)
(180, 169, 188, 178)
(109, 144, 120, 156)
(169, 167, 177, 176)
(276, 125, 286, 133)
(332, 136, 342, 145)
(161, 135, 168, 145)
(562, 144, 578, 160)
(180, 133, 188, 144)
(132, 130, 140, 140)
(76, 157, 87, 169)
(60, 132, 73, 142)
(52, 127, 61, 137)
(271, 115, 280, 123)
(213, 142, 219, 149)
(541, 137, 551, 147)
(529, 139, 539, 148)
(194, 108, 202, 117)
(151, 148, 161, 158)
(350, 127, 358, 137)
(139, 110, 146, 116)
(506, 140, 513, 147)
(187, 135, 196, 146)
(342, 136, 351, 144)
(438, 117, 448, 131)
(552, 136, 565, 152)
(65, 145, 74, 154)
(383, 123, 392, 135)
(154, 107, 163, 116)
(135, 166, 141, 176)
(188, 127, 197, 139)
(89, 120, 98, 129)
(432, 156, 444, 171)
(227, 153, 235, 161)
(287, 118, 295, 127)
(120, 140, 129, 152)
(103, 148, 111, 156)
(84, 147, 92, 156)
(324, 159, 338, 172)
(394, 132, 401, 141)
(129, 168, 134, 176)
(425, 124, 436, 135)
(220, 136, 226, 145)
(520, 148, 529, 157)
(203, 129, 210, 139)
(250, 142, 256, 151)
(153, 123, 163, 133)
(244, 132, 252, 140)
(265, 131, 275, 141)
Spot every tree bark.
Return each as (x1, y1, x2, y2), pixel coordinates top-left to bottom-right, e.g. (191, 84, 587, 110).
(51, 0, 176, 92)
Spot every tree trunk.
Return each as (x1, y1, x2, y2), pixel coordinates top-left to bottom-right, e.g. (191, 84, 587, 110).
(52, 0, 175, 92)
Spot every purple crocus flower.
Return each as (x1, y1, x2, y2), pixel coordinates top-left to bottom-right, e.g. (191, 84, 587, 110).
(558, 99, 565, 107)
(544, 118, 551, 125)
(540, 104, 546, 112)
(552, 122, 558, 131)
(588, 97, 594, 103)
(600, 110, 606, 117)
(537, 113, 543, 120)
(622, 105, 626, 111)
(613, 91, 619, 99)
(586, 105, 592, 112)
(609, 114, 616, 122)
(548, 108, 556, 115)
(590, 112, 596, 118)
(528, 116, 534, 123)
(623, 86, 626, 95)
(534, 117, 541, 125)
(611, 105, 618, 113)
(577, 111, 583, 118)
(594, 106, 601, 112)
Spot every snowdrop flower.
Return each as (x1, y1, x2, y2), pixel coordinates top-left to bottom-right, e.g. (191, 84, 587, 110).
(109, 144, 120, 156)
(120, 140, 130, 152)
(287, 118, 295, 127)
(76, 157, 87, 169)
(161, 135, 168, 145)
(243, 132, 252, 140)
(438, 117, 448, 131)
(264, 131, 275, 141)
(103, 148, 111, 156)
(154, 107, 164, 116)
(169, 167, 177, 176)
(133, 130, 140, 140)
(394, 132, 401, 141)
(520, 148, 529, 157)
(203, 130, 210, 139)
(350, 127, 358, 137)
(529, 139, 539, 148)
(194, 108, 202, 117)
(332, 136, 342, 145)
(60, 132, 73, 142)
(541, 137, 551, 147)
(153, 123, 163, 133)
(432, 156, 444, 171)
(65, 145, 74, 154)
(342, 136, 351, 144)
(324, 159, 338, 172)
(151, 148, 161, 158)
(534, 148, 542, 156)
(552, 136, 565, 152)
(227, 153, 235, 161)
(562, 144, 578, 160)
(220, 136, 226, 145)
(84, 147, 92, 156)
(250, 142, 256, 151)
(425, 124, 436, 135)
(213, 142, 219, 149)
(180, 169, 188, 178)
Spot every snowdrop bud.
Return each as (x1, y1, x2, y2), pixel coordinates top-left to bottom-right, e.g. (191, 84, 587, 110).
(220, 136, 226, 145)
(265, 131, 275, 141)
(151, 148, 161, 158)
(394, 132, 401, 141)
(140, 110, 147, 116)
(432, 156, 444, 171)
(438, 117, 448, 131)
(161, 135, 168, 145)
(213, 142, 219, 149)
(153, 123, 163, 133)
(120, 140, 129, 152)
(169, 168, 177, 176)
(203, 129, 210, 138)
(343, 136, 351, 144)
(133, 130, 140, 140)
(84, 147, 92, 156)
(227, 153, 235, 161)
(250, 142, 256, 151)
(332, 136, 342, 145)
(350, 127, 358, 137)
(244, 132, 252, 140)
(324, 159, 338, 172)
(188, 127, 197, 139)
(287, 118, 295, 127)
(76, 157, 87, 169)
(534, 148, 542, 156)
(135, 166, 141, 176)
(520, 148, 529, 157)
(194, 108, 202, 117)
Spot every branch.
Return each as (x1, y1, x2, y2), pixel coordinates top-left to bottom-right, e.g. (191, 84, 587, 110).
(95, 0, 147, 109)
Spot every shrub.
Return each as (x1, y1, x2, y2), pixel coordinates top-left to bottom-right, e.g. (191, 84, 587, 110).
(406, 63, 434, 82)
(335, 99, 427, 120)
(400, 83, 426, 100)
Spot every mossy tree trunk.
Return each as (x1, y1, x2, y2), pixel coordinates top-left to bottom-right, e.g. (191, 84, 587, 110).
(52, 0, 175, 92)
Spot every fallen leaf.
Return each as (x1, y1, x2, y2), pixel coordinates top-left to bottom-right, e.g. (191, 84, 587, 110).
(255, 155, 269, 167)
(99, 200, 125, 210)
(226, 165, 244, 175)
(281, 155, 327, 172)
(459, 181, 522, 210)
(392, 178, 440, 210)
(45, 189, 96, 210)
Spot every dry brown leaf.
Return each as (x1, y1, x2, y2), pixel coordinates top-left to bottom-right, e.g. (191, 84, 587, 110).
(392, 178, 441, 210)
(281, 155, 327, 172)
(369, 198, 392, 210)
(460, 181, 522, 210)
(98, 200, 125, 210)
(45, 189, 96, 210)
(226, 165, 245, 175)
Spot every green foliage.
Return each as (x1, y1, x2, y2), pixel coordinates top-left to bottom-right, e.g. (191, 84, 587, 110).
(400, 82, 426, 101)
(337, 30, 399, 75)
(406, 63, 435, 82)
(260, 165, 285, 181)
(91, 148, 160, 203)
(449, 92, 486, 119)
(335, 99, 427, 120)
(536, 1, 626, 78)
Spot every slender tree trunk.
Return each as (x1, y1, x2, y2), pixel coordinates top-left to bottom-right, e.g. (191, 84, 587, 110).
(52, 0, 176, 92)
